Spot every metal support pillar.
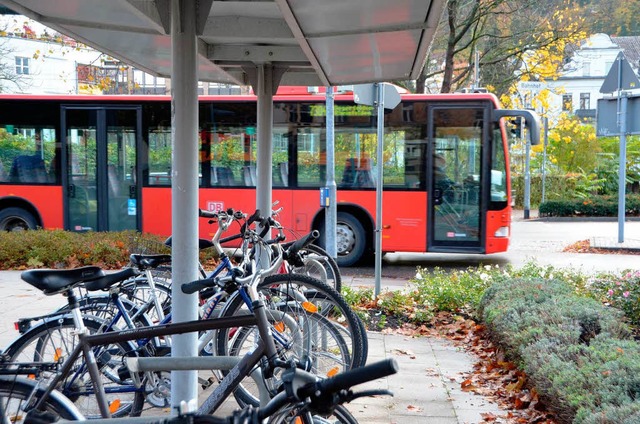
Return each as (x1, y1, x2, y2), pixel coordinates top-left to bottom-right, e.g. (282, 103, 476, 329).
(325, 86, 337, 258)
(618, 94, 628, 243)
(523, 119, 531, 220)
(170, 0, 199, 411)
(374, 83, 385, 296)
(256, 64, 274, 268)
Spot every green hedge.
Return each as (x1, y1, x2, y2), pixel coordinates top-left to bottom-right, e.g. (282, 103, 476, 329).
(479, 277, 640, 423)
(0, 229, 217, 269)
(539, 195, 640, 217)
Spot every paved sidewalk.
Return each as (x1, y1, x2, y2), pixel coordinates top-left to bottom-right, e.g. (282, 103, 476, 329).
(0, 270, 504, 423)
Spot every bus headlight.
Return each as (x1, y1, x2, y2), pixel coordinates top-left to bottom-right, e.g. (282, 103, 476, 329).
(494, 226, 509, 238)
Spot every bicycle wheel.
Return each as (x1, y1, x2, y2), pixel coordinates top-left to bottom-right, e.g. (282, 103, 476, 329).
(215, 274, 366, 408)
(284, 243, 342, 292)
(0, 376, 84, 423)
(270, 404, 359, 424)
(3, 316, 145, 419)
(120, 276, 173, 323)
(217, 274, 365, 368)
(224, 308, 351, 408)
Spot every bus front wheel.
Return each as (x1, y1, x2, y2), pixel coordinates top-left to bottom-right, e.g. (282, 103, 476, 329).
(0, 207, 37, 231)
(332, 212, 366, 267)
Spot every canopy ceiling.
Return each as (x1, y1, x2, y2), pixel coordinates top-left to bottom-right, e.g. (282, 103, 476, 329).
(0, 0, 446, 87)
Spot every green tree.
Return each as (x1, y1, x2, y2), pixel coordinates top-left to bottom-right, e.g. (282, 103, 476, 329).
(417, 0, 586, 96)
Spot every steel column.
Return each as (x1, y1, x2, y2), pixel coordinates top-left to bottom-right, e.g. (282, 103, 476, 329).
(170, 0, 199, 410)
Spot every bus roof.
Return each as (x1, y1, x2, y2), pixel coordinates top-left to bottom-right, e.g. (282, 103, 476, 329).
(0, 89, 500, 105)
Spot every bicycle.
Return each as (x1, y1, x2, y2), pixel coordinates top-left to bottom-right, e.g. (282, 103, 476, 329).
(51, 358, 399, 424)
(1, 212, 360, 419)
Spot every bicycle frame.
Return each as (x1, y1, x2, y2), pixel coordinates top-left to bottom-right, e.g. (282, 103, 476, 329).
(29, 296, 281, 418)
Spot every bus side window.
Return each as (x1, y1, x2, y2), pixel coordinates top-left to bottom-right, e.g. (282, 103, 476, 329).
(278, 162, 288, 187)
(243, 165, 256, 186)
(211, 166, 235, 186)
(10, 155, 48, 183)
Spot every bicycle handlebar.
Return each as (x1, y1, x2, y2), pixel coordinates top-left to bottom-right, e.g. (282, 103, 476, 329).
(180, 277, 217, 295)
(308, 357, 398, 397)
(285, 230, 319, 258)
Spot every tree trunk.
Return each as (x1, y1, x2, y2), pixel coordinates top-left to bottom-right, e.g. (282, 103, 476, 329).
(440, 0, 458, 93)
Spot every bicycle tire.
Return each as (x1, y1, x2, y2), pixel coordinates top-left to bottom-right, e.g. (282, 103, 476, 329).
(224, 308, 352, 408)
(284, 243, 342, 292)
(0, 376, 84, 422)
(3, 316, 145, 418)
(269, 404, 359, 424)
(305, 290, 368, 367)
(214, 274, 366, 409)
(217, 274, 365, 368)
(120, 276, 173, 323)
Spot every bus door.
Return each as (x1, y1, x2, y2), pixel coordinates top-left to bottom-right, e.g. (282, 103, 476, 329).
(427, 105, 487, 252)
(62, 106, 141, 232)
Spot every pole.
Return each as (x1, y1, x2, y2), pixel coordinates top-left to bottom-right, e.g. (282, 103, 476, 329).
(374, 83, 384, 297)
(325, 87, 337, 258)
(523, 118, 531, 219)
(541, 116, 548, 203)
(170, 0, 199, 410)
(615, 53, 626, 243)
(256, 64, 274, 267)
(618, 94, 627, 243)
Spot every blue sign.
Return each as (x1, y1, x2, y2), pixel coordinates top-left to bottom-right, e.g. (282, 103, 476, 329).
(128, 199, 137, 216)
(320, 187, 330, 207)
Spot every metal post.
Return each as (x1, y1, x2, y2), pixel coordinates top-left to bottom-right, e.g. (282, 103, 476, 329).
(541, 116, 548, 203)
(170, 0, 199, 411)
(256, 64, 274, 219)
(523, 118, 531, 219)
(325, 86, 337, 258)
(374, 83, 384, 296)
(618, 94, 627, 243)
(256, 64, 274, 268)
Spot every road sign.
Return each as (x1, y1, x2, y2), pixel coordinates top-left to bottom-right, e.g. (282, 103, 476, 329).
(353, 83, 401, 110)
(600, 52, 640, 93)
(596, 95, 640, 136)
(518, 81, 545, 91)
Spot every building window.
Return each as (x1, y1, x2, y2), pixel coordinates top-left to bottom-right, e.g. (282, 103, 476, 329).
(15, 57, 29, 75)
(580, 93, 590, 110)
(562, 94, 573, 112)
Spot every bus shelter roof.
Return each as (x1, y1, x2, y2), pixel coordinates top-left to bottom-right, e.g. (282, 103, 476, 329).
(0, 0, 446, 87)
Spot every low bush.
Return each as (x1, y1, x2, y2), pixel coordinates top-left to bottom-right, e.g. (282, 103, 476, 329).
(586, 270, 640, 325)
(0, 229, 217, 269)
(479, 276, 640, 423)
(539, 195, 640, 217)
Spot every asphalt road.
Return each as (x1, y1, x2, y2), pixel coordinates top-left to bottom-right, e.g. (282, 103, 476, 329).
(340, 216, 640, 282)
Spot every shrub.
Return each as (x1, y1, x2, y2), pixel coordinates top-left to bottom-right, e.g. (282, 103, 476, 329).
(479, 275, 639, 422)
(587, 270, 640, 325)
(539, 195, 640, 217)
(0, 229, 218, 269)
(579, 402, 640, 424)
(411, 265, 498, 316)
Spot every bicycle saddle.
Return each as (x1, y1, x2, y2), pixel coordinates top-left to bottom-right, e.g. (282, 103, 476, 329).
(21, 266, 105, 295)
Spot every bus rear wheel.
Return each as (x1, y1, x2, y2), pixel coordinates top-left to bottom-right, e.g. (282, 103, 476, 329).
(0, 207, 37, 231)
(324, 211, 365, 267)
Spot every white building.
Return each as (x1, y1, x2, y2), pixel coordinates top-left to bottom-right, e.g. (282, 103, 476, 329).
(517, 33, 640, 122)
(0, 32, 105, 94)
(0, 16, 240, 95)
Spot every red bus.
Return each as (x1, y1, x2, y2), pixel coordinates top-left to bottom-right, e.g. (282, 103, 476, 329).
(0, 88, 537, 266)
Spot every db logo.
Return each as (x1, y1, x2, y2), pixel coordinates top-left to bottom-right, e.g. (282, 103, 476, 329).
(207, 201, 224, 212)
